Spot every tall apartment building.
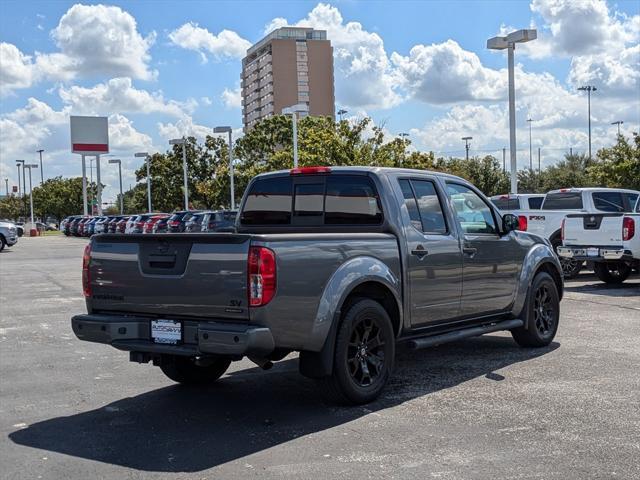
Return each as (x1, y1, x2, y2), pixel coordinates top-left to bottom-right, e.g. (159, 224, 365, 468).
(241, 27, 335, 132)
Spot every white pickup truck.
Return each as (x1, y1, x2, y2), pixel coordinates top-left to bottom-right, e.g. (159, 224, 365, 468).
(558, 197, 640, 284)
(510, 188, 639, 278)
(490, 193, 545, 213)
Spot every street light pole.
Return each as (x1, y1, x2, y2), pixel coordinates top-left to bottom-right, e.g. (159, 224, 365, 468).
(487, 29, 537, 194)
(337, 109, 348, 122)
(282, 103, 310, 168)
(578, 86, 596, 159)
(170, 137, 189, 210)
(213, 127, 235, 210)
(25, 164, 38, 231)
(462, 137, 472, 161)
(108, 159, 123, 214)
(16, 160, 25, 198)
(611, 120, 623, 137)
(527, 118, 533, 171)
(4, 178, 8, 196)
(36, 149, 44, 184)
(135, 152, 152, 212)
(95, 154, 102, 216)
(15, 163, 22, 197)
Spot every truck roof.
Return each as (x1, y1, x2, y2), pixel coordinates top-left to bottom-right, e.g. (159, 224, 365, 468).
(546, 187, 640, 194)
(254, 166, 467, 182)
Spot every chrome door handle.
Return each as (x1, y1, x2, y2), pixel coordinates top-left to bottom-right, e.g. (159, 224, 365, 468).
(463, 247, 477, 256)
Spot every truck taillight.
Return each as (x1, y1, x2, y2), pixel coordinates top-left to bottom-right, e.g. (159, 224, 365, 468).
(82, 243, 92, 297)
(518, 215, 528, 231)
(623, 217, 635, 241)
(561, 218, 565, 242)
(248, 246, 276, 307)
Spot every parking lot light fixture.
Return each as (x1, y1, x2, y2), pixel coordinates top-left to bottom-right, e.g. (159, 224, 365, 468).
(487, 28, 537, 194)
(24, 164, 38, 231)
(169, 138, 189, 210)
(611, 120, 623, 137)
(108, 159, 123, 214)
(282, 103, 310, 168)
(135, 152, 152, 212)
(36, 149, 44, 184)
(15, 160, 25, 198)
(578, 86, 597, 159)
(213, 126, 235, 210)
(462, 137, 472, 161)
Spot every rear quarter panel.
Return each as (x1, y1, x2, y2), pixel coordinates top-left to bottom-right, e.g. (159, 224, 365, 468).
(249, 233, 401, 351)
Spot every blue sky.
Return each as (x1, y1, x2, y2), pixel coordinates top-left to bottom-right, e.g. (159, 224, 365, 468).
(1, 0, 638, 201)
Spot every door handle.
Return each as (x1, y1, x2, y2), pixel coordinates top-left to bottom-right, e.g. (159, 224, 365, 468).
(463, 247, 477, 256)
(411, 246, 428, 258)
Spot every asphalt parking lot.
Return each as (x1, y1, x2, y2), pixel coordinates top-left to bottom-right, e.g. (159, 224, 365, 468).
(1, 236, 639, 480)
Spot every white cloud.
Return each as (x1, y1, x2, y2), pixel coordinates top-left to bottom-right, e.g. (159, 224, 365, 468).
(108, 114, 153, 151)
(58, 77, 189, 117)
(50, 4, 156, 80)
(267, 3, 402, 110)
(157, 117, 212, 141)
(391, 40, 505, 104)
(530, 0, 638, 57)
(221, 87, 241, 109)
(168, 23, 251, 61)
(0, 43, 36, 95)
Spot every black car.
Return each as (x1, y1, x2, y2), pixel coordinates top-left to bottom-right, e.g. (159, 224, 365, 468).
(184, 212, 209, 232)
(201, 210, 237, 232)
(167, 210, 199, 233)
(107, 216, 124, 233)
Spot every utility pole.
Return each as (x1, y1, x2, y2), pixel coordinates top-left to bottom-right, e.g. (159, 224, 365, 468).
(578, 86, 596, 159)
(36, 149, 44, 184)
(537, 147, 541, 176)
(462, 137, 472, 161)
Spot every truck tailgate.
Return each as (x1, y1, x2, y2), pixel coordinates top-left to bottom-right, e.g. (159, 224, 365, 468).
(564, 213, 624, 246)
(88, 234, 250, 320)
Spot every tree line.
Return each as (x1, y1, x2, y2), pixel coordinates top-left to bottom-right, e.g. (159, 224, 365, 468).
(1, 115, 638, 221)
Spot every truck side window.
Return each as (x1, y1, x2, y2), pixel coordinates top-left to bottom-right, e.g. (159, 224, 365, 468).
(592, 191, 624, 212)
(528, 197, 543, 209)
(241, 177, 292, 225)
(398, 179, 422, 230)
(446, 183, 497, 234)
(411, 180, 447, 234)
(325, 176, 382, 225)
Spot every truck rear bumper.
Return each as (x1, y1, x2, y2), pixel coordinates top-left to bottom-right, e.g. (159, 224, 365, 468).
(557, 246, 632, 262)
(71, 314, 275, 357)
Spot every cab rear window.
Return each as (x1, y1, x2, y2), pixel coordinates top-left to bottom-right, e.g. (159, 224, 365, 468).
(542, 192, 583, 210)
(492, 197, 520, 210)
(240, 175, 382, 226)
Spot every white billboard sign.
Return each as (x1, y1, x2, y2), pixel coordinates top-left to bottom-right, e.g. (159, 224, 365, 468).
(70, 116, 109, 155)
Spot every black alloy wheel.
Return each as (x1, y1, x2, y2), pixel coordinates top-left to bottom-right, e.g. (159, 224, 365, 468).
(347, 317, 386, 387)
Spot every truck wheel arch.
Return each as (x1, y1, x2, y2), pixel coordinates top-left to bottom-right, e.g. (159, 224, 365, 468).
(299, 257, 402, 379)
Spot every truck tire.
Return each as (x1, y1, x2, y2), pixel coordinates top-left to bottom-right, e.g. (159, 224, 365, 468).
(551, 238, 582, 279)
(318, 298, 395, 405)
(593, 262, 631, 284)
(159, 355, 231, 385)
(0, 235, 5, 251)
(511, 272, 560, 348)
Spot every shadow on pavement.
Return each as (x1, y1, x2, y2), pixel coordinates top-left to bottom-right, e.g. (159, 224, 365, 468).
(9, 335, 558, 473)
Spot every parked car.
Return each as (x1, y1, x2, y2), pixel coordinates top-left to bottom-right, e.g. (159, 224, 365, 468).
(152, 216, 170, 233)
(513, 188, 639, 278)
(143, 214, 169, 233)
(69, 217, 84, 236)
(76, 217, 92, 237)
(72, 166, 563, 405)
(93, 217, 109, 234)
(167, 210, 199, 233)
(559, 197, 640, 284)
(0, 220, 19, 251)
(184, 211, 209, 232)
(115, 216, 129, 234)
(125, 215, 140, 234)
(106, 216, 125, 233)
(201, 210, 237, 232)
(490, 193, 545, 213)
(127, 214, 153, 234)
(83, 217, 100, 236)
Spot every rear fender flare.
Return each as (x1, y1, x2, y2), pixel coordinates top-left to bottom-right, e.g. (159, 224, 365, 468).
(299, 256, 401, 378)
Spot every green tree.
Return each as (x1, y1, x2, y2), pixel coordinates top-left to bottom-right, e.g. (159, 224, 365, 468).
(440, 156, 510, 196)
(0, 195, 23, 220)
(30, 176, 91, 220)
(540, 153, 595, 191)
(588, 133, 640, 190)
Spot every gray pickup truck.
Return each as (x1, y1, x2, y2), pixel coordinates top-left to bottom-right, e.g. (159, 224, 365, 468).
(72, 166, 563, 404)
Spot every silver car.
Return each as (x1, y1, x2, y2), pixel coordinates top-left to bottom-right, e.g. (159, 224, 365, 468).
(0, 221, 19, 251)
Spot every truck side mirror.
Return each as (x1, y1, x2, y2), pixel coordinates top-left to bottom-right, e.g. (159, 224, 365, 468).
(502, 213, 519, 233)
